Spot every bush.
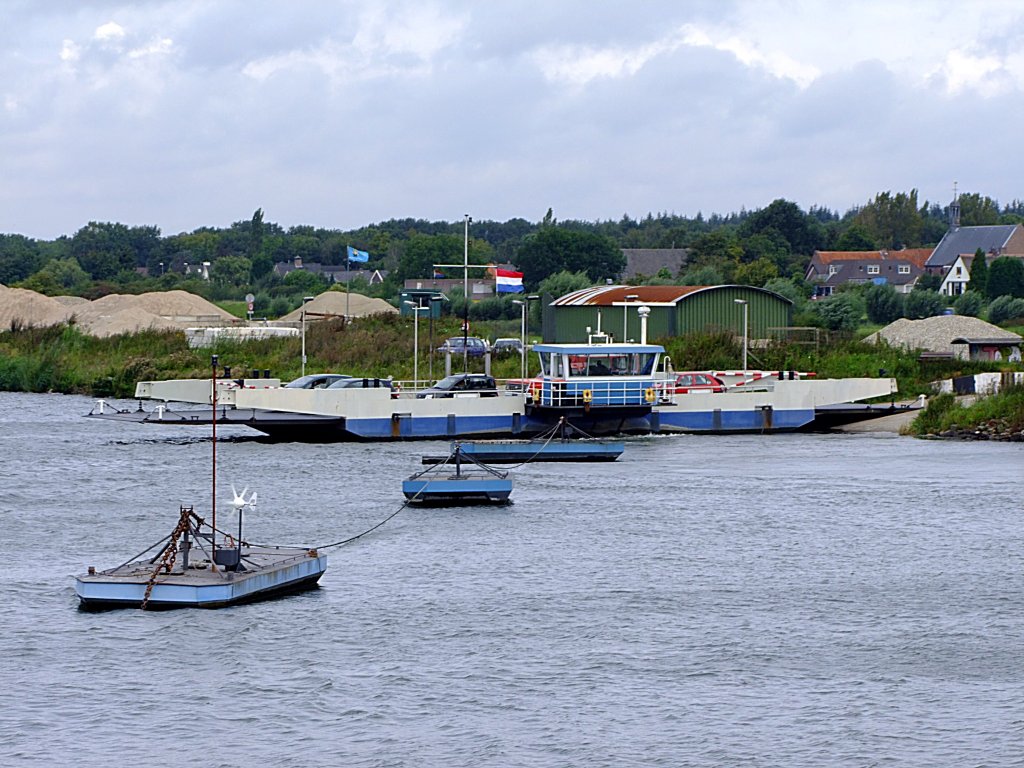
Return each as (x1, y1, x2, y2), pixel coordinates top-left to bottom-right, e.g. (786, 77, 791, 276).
(269, 297, 291, 318)
(864, 283, 904, 324)
(911, 392, 960, 434)
(987, 295, 1024, 325)
(812, 293, 863, 331)
(952, 290, 984, 318)
(904, 290, 947, 319)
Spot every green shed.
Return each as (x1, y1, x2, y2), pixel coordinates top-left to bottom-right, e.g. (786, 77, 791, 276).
(544, 285, 793, 343)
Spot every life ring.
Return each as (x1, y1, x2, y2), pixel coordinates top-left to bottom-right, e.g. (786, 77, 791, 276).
(582, 389, 593, 403)
(644, 387, 655, 403)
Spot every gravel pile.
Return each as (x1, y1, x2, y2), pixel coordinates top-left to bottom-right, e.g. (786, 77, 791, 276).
(279, 291, 398, 322)
(864, 315, 1022, 354)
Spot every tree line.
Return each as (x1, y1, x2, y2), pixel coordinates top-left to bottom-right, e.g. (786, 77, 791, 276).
(2, 191, 1023, 327)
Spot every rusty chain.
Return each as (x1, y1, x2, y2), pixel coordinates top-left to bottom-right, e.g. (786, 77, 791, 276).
(141, 506, 196, 610)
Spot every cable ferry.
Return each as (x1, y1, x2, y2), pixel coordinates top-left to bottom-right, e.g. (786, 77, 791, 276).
(87, 336, 906, 440)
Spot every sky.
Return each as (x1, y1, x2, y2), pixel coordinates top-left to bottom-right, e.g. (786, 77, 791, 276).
(2, 0, 1023, 241)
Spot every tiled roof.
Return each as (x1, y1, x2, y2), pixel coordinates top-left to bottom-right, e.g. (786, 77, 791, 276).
(820, 260, 921, 287)
(926, 225, 1024, 268)
(813, 249, 932, 269)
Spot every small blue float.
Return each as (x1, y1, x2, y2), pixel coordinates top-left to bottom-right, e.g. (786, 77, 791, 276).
(403, 444, 513, 505)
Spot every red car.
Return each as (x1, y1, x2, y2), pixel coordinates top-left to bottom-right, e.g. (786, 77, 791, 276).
(669, 373, 726, 394)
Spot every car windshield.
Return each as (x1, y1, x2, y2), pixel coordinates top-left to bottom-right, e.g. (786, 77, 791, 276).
(284, 374, 351, 389)
(327, 377, 391, 389)
(432, 374, 467, 390)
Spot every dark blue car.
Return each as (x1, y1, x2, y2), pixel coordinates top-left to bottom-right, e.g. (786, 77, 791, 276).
(440, 336, 489, 357)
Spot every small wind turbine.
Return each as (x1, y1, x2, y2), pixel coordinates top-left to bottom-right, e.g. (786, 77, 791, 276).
(229, 484, 258, 511)
(223, 484, 257, 568)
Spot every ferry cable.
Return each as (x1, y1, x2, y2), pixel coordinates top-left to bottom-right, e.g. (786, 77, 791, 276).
(494, 422, 563, 471)
(312, 449, 455, 551)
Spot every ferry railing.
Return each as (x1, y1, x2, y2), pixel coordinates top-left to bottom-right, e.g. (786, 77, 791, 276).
(536, 377, 663, 408)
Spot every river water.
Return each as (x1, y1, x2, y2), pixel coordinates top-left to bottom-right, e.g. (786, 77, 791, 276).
(0, 391, 1022, 767)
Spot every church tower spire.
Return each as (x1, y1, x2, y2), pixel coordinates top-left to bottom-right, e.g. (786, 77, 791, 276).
(949, 181, 960, 229)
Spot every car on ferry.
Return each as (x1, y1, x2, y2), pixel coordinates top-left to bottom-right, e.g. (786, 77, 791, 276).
(416, 373, 499, 399)
(283, 373, 352, 389)
(667, 372, 726, 394)
(491, 338, 524, 356)
(326, 376, 399, 398)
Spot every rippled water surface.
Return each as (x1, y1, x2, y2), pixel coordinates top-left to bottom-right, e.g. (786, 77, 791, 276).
(1, 392, 1023, 767)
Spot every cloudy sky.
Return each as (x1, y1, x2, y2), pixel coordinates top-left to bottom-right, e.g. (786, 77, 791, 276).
(2, 0, 1022, 240)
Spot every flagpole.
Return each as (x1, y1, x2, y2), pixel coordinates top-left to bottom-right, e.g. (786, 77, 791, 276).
(346, 248, 350, 320)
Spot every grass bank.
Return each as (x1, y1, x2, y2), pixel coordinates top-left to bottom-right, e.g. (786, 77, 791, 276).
(905, 385, 1024, 438)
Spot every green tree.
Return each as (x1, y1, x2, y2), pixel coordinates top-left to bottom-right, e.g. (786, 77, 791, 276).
(986, 256, 1024, 299)
(733, 257, 779, 287)
(128, 225, 162, 271)
(514, 227, 623, 288)
(71, 221, 135, 279)
(398, 233, 492, 283)
(0, 234, 43, 284)
(987, 295, 1024, 324)
(536, 270, 593, 300)
(854, 190, 924, 249)
(812, 293, 863, 331)
(283, 268, 327, 295)
(762, 277, 809, 311)
(210, 255, 252, 288)
(679, 264, 724, 286)
(904, 289, 947, 319)
(16, 257, 90, 295)
(739, 199, 825, 256)
(956, 193, 1000, 226)
(687, 230, 742, 266)
(864, 283, 905, 324)
(834, 223, 877, 251)
(914, 273, 943, 292)
(967, 248, 988, 295)
(952, 290, 983, 318)
(249, 208, 264, 259)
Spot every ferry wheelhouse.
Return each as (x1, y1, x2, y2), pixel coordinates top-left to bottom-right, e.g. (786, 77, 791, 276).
(529, 340, 665, 409)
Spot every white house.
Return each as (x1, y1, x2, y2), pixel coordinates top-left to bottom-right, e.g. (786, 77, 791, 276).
(938, 254, 974, 297)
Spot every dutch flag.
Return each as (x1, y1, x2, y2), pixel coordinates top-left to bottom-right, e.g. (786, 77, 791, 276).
(495, 269, 524, 293)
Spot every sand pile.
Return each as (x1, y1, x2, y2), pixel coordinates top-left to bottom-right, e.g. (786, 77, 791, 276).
(1, 286, 240, 336)
(0, 284, 73, 328)
(130, 290, 238, 321)
(52, 295, 91, 307)
(74, 290, 237, 322)
(279, 291, 398, 322)
(865, 315, 1022, 354)
(84, 307, 185, 338)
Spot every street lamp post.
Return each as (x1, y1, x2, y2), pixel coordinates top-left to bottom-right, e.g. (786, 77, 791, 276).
(404, 301, 426, 388)
(623, 294, 638, 342)
(300, 295, 315, 377)
(734, 299, 748, 372)
(463, 214, 472, 372)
